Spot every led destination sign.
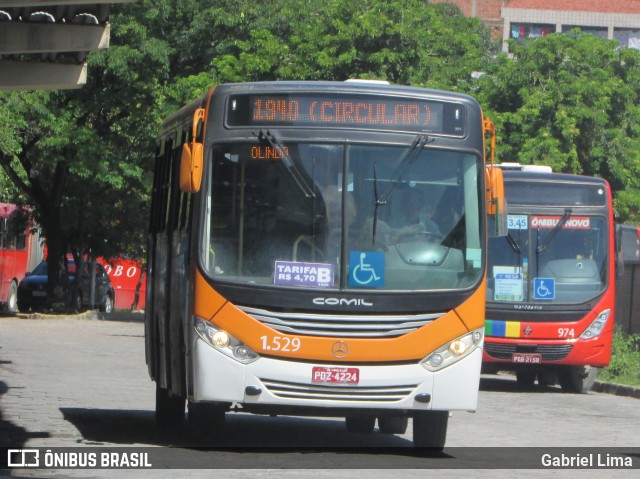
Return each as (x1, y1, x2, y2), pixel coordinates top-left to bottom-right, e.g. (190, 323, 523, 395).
(227, 94, 466, 135)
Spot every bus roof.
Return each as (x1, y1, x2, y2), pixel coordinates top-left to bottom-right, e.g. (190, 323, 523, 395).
(502, 171, 610, 208)
(216, 80, 479, 102)
(503, 170, 608, 185)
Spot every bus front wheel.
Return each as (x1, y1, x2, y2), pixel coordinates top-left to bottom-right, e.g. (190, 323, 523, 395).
(155, 385, 185, 428)
(378, 414, 408, 434)
(558, 366, 598, 393)
(413, 410, 448, 450)
(3, 281, 18, 313)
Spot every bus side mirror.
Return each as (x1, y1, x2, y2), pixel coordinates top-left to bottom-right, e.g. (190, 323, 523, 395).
(483, 117, 507, 237)
(486, 165, 507, 237)
(180, 108, 205, 193)
(180, 142, 203, 193)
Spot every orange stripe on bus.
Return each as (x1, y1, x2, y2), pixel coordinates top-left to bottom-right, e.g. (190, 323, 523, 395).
(211, 301, 468, 363)
(194, 270, 227, 319)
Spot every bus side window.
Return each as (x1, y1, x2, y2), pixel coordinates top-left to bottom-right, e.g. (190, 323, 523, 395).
(16, 231, 26, 250)
(4, 217, 15, 250)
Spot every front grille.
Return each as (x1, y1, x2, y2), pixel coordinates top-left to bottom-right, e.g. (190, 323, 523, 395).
(485, 342, 573, 361)
(260, 378, 417, 402)
(238, 306, 442, 338)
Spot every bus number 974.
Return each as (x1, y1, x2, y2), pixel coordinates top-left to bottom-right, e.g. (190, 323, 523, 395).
(558, 328, 575, 338)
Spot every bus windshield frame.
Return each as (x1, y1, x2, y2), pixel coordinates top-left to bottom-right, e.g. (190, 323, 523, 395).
(487, 175, 611, 306)
(199, 138, 485, 294)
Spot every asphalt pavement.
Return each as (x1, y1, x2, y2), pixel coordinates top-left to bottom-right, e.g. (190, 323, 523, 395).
(1, 312, 639, 479)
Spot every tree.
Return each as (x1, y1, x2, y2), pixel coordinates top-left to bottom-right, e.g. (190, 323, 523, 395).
(208, 0, 497, 88)
(474, 32, 640, 223)
(0, 6, 171, 308)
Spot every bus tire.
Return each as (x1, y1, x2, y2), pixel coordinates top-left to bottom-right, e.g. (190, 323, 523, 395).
(3, 281, 18, 313)
(413, 410, 448, 450)
(515, 370, 536, 388)
(188, 401, 225, 434)
(345, 414, 375, 433)
(378, 414, 408, 434)
(558, 366, 598, 393)
(155, 385, 185, 428)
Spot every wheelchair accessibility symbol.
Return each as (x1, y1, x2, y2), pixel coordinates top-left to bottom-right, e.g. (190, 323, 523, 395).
(533, 278, 555, 300)
(349, 251, 384, 287)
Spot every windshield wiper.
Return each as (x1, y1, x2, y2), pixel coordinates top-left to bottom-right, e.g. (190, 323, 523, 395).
(376, 135, 431, 206)
(506, 232, 521, 254)
(254, 129, 314, 198)
(371, 135, 431, 245)
(536, 208, 572, 254)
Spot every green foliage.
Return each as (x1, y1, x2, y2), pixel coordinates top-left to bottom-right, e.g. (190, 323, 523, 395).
(207, 0, 497, 88)
(0, 0, 172, 267)
(614, 189, 640, 224)
(474, 32, 640, 223)
(600, 329, 640, 387)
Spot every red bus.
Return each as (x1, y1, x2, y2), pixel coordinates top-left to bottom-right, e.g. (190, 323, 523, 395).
(0, 203, 43, 313)
(101, 258, 146, 310)
(1, 203, 145, 312)
(484, 167, 620, 392)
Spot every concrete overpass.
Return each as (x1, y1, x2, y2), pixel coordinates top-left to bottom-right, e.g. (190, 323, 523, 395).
(0, 1, 135, 90)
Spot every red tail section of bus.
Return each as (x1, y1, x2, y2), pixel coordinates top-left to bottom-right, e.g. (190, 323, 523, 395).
(100, 258, 146, 310)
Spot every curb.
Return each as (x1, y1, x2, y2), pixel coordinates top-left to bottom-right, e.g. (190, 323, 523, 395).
(592, 380, 640, 399)
(84, 310, 144, 322)
(10, 310, 144, 322)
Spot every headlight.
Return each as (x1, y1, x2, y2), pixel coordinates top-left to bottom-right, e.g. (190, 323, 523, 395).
(420, 328, 483, 372)
(194, 317, 260, 364)
(579, 309, 610, 340)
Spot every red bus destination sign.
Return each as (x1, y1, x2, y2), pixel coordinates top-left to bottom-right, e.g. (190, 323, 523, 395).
(226, 94, 466, 135)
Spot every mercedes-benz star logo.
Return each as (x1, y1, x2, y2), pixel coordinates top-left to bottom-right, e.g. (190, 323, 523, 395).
(332, 341, 349, 358)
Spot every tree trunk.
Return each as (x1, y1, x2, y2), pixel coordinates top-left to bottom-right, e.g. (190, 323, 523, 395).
(41, 207, 68, 309)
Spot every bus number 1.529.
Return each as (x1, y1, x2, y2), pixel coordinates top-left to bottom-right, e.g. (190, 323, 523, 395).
(259, 335, 301, 352)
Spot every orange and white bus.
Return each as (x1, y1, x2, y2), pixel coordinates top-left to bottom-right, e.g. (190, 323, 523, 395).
(146, 81, 504, 449)
(485, 166, 620, 392)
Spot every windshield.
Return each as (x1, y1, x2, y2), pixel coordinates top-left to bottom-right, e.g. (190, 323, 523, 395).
(487, 214, 608, 304)
(201, 141, 483, 292)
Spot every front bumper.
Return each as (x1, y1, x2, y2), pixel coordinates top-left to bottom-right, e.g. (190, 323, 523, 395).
(483, 333, 612, 367)
(191, 336, 483, 412)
